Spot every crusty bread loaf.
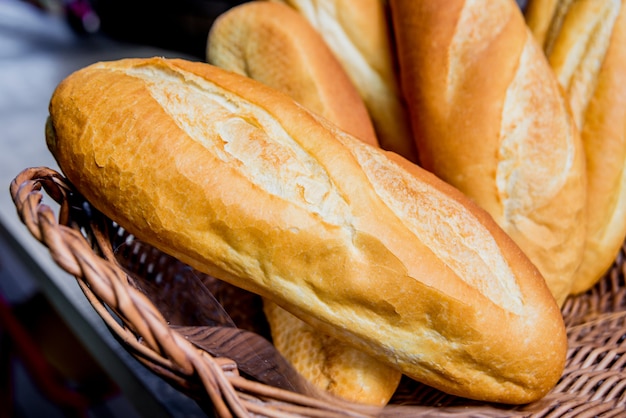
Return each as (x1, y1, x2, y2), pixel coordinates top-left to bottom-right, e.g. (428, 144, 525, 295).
(525, 0, 626, 294)
(206, 1, 400, 405)
(206, 1, 378, 147)
(46, 57, 567, 404)
(271, 0, 418, 162)
(390, 0, 587, 306)
(262, 301, 400, 405)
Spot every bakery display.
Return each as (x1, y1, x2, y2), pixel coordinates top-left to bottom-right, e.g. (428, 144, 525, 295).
(10, 0, 626, 414)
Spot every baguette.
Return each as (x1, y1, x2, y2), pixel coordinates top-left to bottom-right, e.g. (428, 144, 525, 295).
(262, 302, 400, 405)
(525, 0, 626, 294)
(206, 1, 400, 405)
(390, 0, 587, 306)
(46, 57, 567, 404)
(206, 1, 379, 148)
(271, 0, 418, 162)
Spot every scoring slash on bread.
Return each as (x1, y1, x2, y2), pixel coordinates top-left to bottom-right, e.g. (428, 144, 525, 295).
(270, 0, 418, 163)
(206, 1, 379, 148)
(46, 57, 567, 404)
(390, 0, 588, 307)
(206, 1, 400, 406)
(525, 0, 626, 295)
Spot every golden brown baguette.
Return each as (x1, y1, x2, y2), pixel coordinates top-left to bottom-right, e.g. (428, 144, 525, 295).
(206, 1, 400, 405)
(271, 0, 418, 162)
(390, 0, 587, 306)
(206, 1, 378, 148)
(262, 302, 400, 405)
(46, 57, 567, 404)
(525, 0, 626, 294)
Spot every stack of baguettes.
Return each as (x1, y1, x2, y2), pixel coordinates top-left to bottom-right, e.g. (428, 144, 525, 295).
(42, 0, 626, 410)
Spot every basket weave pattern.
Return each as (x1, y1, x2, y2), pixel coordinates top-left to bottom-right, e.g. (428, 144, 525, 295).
(9, 167, 626, 417)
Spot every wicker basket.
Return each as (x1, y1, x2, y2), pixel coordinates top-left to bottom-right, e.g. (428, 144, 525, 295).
(9, 166, 626, 417)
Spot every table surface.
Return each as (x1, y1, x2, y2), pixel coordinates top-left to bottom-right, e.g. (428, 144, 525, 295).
(0, 1, 209, 416)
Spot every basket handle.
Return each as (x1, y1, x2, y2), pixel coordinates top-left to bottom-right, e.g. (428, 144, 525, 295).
(8, 167, 260, 416)
(9, 167, 386, 418)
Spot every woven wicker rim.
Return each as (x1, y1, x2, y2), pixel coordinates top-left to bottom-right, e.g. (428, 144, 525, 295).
(9, 167, 626, 418)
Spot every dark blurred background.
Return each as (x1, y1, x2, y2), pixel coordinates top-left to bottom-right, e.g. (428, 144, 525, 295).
(25, 0, 248, 59)
(90, 0, 249, 58)
(26, 0, 529, 60)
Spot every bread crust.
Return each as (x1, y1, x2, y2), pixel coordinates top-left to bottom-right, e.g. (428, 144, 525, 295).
(206, 1, 379, 147)
(262, 300, 401, 405)
(47, 57, 567, 403)
(272, 0, 418, 162)
(207, 1, 400, 405)
(526, 0, 626, 294)
(390, 0, 587, 306)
